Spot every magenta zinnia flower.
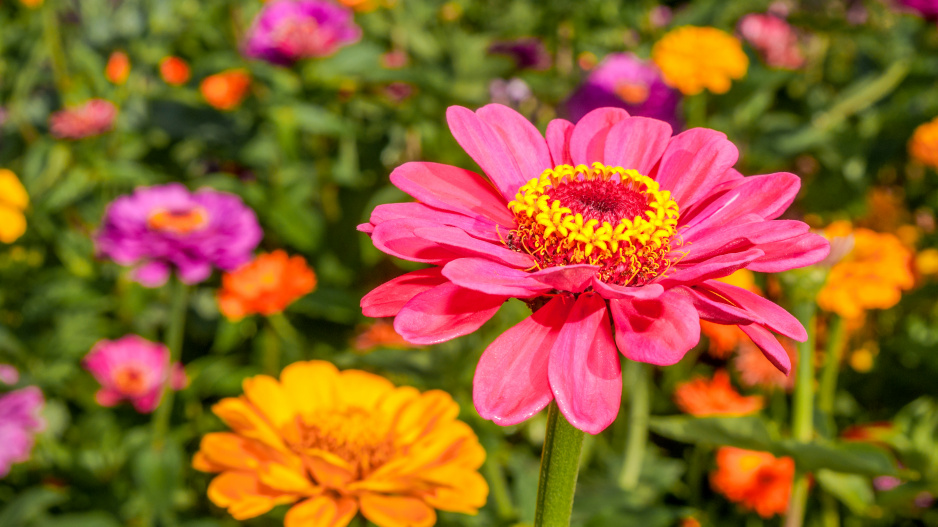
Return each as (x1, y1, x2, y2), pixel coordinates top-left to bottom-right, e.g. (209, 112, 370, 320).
(564, 53, 682, 130)
(738, 14, 805, 70)
(898, 0, 938, 19)
(94, 183, 262, 287)
(0, 386, 44, 478)
(49, 99, 117, 140)
(243, 0, 361, 65)
(83, 335, 187, 413)
(360, 105, 830, 434)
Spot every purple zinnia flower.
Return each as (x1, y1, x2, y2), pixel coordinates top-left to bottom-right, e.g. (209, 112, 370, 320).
(898, 0, 938, 19)
(0, 387, 44, 478)
(564, 53, 682, 130)
(488, 38, 551, 70)
(0, 365, 18, 386)
(243, 0, 362, 65)
(94, 183, 262, 287)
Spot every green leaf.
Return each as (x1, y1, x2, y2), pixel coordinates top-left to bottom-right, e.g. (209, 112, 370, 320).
(816, 469, 874, 515)
(649, 415, 775, 451)
(775, 439, 899, 477)
(0, 488, 67, 526)
(38, 512, 122, 527)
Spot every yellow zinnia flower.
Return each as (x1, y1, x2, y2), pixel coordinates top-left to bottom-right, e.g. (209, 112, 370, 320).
(817, 221, 914, 319)
(652, 26, 749, 95)
(193, 360, 488, 527)
(909, 117, 938, 169)
(0, 169, 28, 243)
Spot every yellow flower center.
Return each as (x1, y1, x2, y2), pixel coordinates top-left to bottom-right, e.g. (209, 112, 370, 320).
(507, 163, 680, 286)
(147, 207, 208, 234)
(292, 408, 395, 478)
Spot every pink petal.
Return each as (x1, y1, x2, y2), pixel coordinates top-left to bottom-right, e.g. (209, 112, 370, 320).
(371, 218, 465, 264)
(681, 219, 811, 262)
(591, 279, 665, 300)
(95, 388, 122, 407)
(609, 290, 700, 366)
(747, 232, 830, 272)
(680, 172, 802, 231)
(131, 390, 163, 413)
(413, 225, 536, 268)
(473, 296, 575, 426)
(361, 268, 447, 318)
(547, 293, 622, 435)
(369, 202, 502, 243)
(389, 161, 516, 226)
(654, 128, 739, 208)
(603, 117, 672, 175)
(446, 105, 527, 201)
(739, 323, 792, 375)
(546, 119, 574, 166)
(682, 285, 758, 325)
(528, 264, 600, 293)
(659, 248, 764, 287)
(442, 258, 552, 297)
(131, 261, 170, 288)
(394, 282, 506, 345)
(477, 104, 553, 184)
(702, 281, 807, 341)
(569, 108, 630, 166)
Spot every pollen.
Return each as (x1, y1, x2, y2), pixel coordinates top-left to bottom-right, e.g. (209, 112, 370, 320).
(507, 163, 680, 286)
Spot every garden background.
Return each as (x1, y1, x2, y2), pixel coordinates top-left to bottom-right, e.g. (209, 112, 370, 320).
(2, 0, 938, 526)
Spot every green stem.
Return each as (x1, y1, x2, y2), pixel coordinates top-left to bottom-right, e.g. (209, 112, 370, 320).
(264, 319, 283, 375)
(482, 456, 516, 521)
(150, 278, 190, 451)
(784, 301, 818, 527)
(618, 361, 650, 490)
(41, 0, 71, 97)
(534, 401, 585, 527)
(820, 492, 840, 527)
(685, 92, 707, 128)
(817, 315, 846, 416)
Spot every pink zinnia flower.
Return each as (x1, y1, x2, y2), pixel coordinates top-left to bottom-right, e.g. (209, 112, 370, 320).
(243, 0, 361, 65)
(49, 99, 117, 139)
(360, 104, 829, 434)
(0, 386, 44, 478)
(738, 14, 805, 70)
(83, 335, 187, 413)
(94, 183, 262, 287)
(0, 364, 19, 386)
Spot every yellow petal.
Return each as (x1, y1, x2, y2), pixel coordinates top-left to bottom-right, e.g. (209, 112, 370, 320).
(243, 374, 297, 430)
(285, 495, 358, 527)
(305, 448, 357, 489)
(0, 169, 28, 210)
(0, 206, 26, 244)
(336, 370, 395, 410)
(212, 397, 287, 452)
(258, 462, 318, 494)
(206, 472, 298, 520)
(281, 360, 339, 420)
(420, 469, 489, 514)
(392, 390, 459, 445)
(359, 493, 436, 527)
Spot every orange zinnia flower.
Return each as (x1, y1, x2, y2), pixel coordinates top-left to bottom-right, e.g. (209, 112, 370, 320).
(354, 321, 414, 352)
(159, 56, 191, 86)
(817, 221, 914, 319)
(734, 336, 797, 391)
(909, 117, 938, 170)
(217, 251, 317, 321)
(710, 447, 794, 518)
(200, 69, 251, 110)
(651, 26, 748, 95)
(105, 51, 131, 85)
(673, 370, 764, 416)
(193, 361, 488, 527)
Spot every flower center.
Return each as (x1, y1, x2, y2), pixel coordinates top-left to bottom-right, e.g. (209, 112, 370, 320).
(113, 366, 149, 396)
(614, 81, 650, 105)
(507, 163, 680, 286)
(147, 207, 208, 235)
(274, 19, 336, 58)
(292, 408, 396, 479)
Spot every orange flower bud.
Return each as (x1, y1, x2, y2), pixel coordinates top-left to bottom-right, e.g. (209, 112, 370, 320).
(200, 69, 251, 111)
(105, 51, 131, 85)
(159, 56, 191, 86)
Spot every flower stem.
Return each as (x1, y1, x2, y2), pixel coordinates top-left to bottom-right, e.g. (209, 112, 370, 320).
(150, 278, 189, 451)
(817, 315, 845, 416)
(619, 360, 650, 490)
(784, 301, 818, 527)
(534, 401, 585, 527)
(41, 0, 71, 97)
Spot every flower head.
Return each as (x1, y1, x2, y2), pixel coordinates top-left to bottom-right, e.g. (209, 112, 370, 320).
(909, 117, 938, 169)
(0, 386, 45, 478)
(565, 53, 682, 129)
(898, 0, 938, 19)
(94, 183, 262, 287)
(49, 99, 117, 139)
(674, 370, 764, 416)
(201, 69, 251, 111)
(738, 14, 805, 70)
(0, 365, 19, 386)
(0, 169, 28, 244)
(105, 51, 131, 85)
(244, 0, 361, 66)
(817, 222, 914, 319)
(652, 26, 748, 95)
(354, 321, 414, 352)
(360, 104, 829, 433)
(218, 250, 317, 321)
(734, 336, 797, 391)
(193, 361, 488, 526)
(83, 335, 187, 413)
(488, 38, 551, 71)
(710, 447, 794, 518)
(160, 56, 191, 86)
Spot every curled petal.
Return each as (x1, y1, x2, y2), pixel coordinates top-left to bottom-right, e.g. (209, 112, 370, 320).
(369, 202, 502, 243)
(394, 282, 506, 345)
(361, 267, 446, 318)
(592, 279, 665, 300)
(609, 291, 701, 366)
(528, 264, 600, 293)
(569, 108, 630, 166)
(739, 323, 792, 375)
(747, 232, 831, 272)
(359, 494, 436, 527)
(654, 128, 739, 207)
(546, 118, 575, 166)
(442, 258, 551, 297)
(698, 281, 807, 341)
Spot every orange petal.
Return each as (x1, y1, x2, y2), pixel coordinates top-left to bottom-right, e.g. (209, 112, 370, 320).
(198, 432, 266, 472)
(192, 452, 226, 473)
(420, 469, 489, 513)
(359, 493, 436, 527)
(212, 397, 288, 452)
(281, 361, 339, 420)
(306, 449, 357, 489)
(392, 389, 460, 445)
(243, 374, 297, 429)
(336, 370, 395, 409)
(258, 462, 318, 494)
(207, 472, 298, 521)
(285, 495, 358, 527)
